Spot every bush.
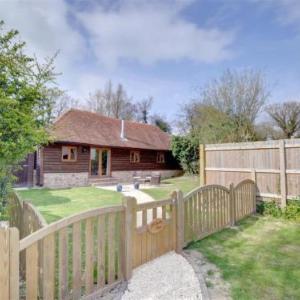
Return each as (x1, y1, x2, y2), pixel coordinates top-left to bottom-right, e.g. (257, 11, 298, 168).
(285, 200, 300, 221)
(171, 135, 199, 174)
(257, 200, 300, 221)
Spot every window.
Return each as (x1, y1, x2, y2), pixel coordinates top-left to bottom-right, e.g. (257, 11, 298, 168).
(130, 151, 140, 163)
(62, 146, 77, 161)
(157, 152, 165, 163)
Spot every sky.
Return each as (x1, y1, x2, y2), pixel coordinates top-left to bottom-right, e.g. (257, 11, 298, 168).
(0, 0, 299, 120)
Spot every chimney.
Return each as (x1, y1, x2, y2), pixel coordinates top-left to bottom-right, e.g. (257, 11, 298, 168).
(120, 119, 126, 140)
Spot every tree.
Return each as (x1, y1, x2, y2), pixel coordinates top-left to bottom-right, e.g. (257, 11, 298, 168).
(37, 87, 79, 125)
(151, 114, 172, 133)
(266, 101, 300, 138)
(171, 135, 199, 174)
(179, 69, 268, 142)
(87, 81, 136, 120)
(0, 21, 55, 207)
(136, 97, 153, 123)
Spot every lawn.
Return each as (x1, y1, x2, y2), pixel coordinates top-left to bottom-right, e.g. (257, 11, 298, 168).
(142, 176, 199, 200)
(17, 187, 122, 223)
(189, 216, 300, 300)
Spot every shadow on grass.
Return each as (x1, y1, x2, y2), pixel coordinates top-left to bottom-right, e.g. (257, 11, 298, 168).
(17, 189, 71, 206)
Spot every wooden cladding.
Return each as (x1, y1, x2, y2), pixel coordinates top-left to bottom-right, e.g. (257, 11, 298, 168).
(111, 148, 179, 171)
(43, 144, 90, 173)
(42, 144, 180, 174)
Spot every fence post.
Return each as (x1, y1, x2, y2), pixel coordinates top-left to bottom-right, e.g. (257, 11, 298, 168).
(0, 227, 19, 300)
(174, 190, 184, 253)
(199, 144, 206, 186)
(229, 184, 236, 226)
(122, 196, 136, 280)
(251, 169, 257, 213)
(279, 140, 287, 208)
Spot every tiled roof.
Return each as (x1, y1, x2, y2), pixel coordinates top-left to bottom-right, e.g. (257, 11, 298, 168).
(51, 109, 171, 150)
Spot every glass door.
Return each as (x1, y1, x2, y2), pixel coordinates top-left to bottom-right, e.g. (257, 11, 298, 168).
(101, 149, 108, 176)
(90, 148, 100, 176)
(90, 148, 110, 176)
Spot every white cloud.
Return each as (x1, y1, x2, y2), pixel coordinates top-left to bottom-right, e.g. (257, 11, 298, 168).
(76, 0, 235, 68)
(0, 0, 86, 73)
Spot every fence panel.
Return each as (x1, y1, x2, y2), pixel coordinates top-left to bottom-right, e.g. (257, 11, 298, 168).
(17, 205, 125, 299)
(201, 139, 300, 207)
(184, 180, 256, 245)
(234, 179, 256, 221)
(184, 185, 231, 244)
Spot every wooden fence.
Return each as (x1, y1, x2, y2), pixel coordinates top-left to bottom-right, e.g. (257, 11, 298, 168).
(200, 139, 300, 208)
(1, 179, 256, 299)
(9, 192, 47, 239)
(183, 179, 256, 245)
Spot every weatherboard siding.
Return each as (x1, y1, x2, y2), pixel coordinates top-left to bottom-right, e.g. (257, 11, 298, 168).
(110, 148, 179, 171)
(43, 144, 90, 173)
(42, 144, 180, 174)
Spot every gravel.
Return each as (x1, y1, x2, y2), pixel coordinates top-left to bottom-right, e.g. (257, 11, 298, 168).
(122, 252, 202, 300)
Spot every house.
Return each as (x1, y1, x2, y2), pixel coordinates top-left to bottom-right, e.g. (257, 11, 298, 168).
(32, 109, 181, 188)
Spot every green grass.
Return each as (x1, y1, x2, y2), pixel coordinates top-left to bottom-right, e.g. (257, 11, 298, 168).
(17, 187, 122, 223)
(142, 175, 199, 200)
(189, 216, 300, 300)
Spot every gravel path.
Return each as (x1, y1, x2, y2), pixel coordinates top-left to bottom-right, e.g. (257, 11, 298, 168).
(122, 252, 202, 300)
(99, 184, 155, 204)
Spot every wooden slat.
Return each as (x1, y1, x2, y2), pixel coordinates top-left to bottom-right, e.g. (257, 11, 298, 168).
(141, 209, 147, 264)
(10, 228, 19, 300)
(117, 212, 123, 280)
(108, 213, 115, 284)
(72, 222, 81, 300)
(43, 233, 55, 300)
(0, 229, 9, 300)
(26, 243, 38, 300)
(59, 227, 68, 300)
(85, 218, 94, 294)
(97, 215, 105, 288)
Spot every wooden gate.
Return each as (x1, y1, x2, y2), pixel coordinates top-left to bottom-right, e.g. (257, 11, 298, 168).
(131, 197, 177, 268)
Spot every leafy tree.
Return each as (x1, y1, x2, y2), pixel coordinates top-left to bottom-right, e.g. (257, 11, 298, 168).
(266, 101, 300, 138)
(179, 69, 268, 143)
(171, 135, 199, 174)
(151, 114, 172, 133)
(37, 87, 79, 125)
(0, 21, 55, 209)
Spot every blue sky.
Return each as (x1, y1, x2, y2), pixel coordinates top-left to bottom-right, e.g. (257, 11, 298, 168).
(0, 0, 299, 120)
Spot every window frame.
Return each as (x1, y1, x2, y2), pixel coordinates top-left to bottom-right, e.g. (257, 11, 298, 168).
(61, 146, 78, 162)
(130, 150, 140, 163)
(157, 152, 165, 164)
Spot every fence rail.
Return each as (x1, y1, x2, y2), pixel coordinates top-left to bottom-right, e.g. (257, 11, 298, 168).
(1, 179, 256, 299)
(200, 138, 300, 208)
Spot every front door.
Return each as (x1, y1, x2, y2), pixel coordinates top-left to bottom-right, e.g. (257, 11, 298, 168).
(90, 148, 111, 176)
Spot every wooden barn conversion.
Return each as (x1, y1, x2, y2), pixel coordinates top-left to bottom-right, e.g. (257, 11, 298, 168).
(16, 109, 181, 188)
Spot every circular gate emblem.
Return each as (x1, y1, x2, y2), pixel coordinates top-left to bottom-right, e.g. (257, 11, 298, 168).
(148, 218, 166, 234)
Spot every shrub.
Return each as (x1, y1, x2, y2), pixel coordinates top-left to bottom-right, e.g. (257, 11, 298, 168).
(171, 135, 199, 174)
(284, 200, 300, 221)
(257, 200, 300, 221)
